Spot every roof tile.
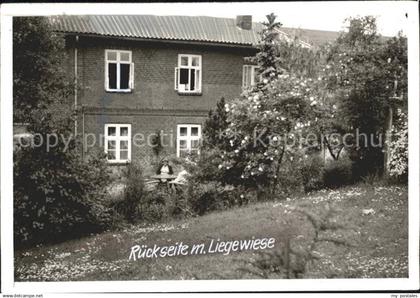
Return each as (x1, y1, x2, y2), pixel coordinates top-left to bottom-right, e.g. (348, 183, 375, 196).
(49, 15, 340, 47)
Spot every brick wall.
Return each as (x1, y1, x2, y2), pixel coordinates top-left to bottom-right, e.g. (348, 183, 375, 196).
(64, 35, 256, 169)
(81, 111, 207, 174)
(66, 36, 255, 111)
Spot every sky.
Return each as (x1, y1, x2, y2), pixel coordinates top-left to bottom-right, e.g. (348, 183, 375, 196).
(123, 1, 411, 37)
(4, 1, 414, 37)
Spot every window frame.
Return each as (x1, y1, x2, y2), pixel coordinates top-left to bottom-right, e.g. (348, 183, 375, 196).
(175, 54, 202, 94)
(104, 49, 134, 92)
(176, 124, 201, 158)
(242, 65, 259, 89)
(104, 124, 132, 163)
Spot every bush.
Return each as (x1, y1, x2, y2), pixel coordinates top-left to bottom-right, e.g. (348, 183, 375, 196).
(14, 147, 113, 248)
(322, 157, 352, 188)
(139, 190, 168, 222)
(186, 181, 245, 215)
(274, 162, 304, 197)
(111, 162, 146, 222)
(183, 148, 225, 184)
(299, 155, 325, 192)
(110, 162, 188, 223)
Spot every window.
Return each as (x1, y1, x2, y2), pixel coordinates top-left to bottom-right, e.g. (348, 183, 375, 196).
(104, 124, 131, 163)
(175, 54, 202, 93)
(242, 65, 259, 88)
(177, 124, 201, 158)
(105, 50, 134, 92)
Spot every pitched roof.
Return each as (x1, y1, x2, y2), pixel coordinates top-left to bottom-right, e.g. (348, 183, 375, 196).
(50, 15, 340, 47)
(279, 27, 341, 47)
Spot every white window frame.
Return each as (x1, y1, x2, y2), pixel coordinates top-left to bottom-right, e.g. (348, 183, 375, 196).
(104, 124, 132, 163)
(175, 54, 202, 93)
(177, 124, 201, 158)
(105, 50, 134, 92)
(242, 65, 259, 89)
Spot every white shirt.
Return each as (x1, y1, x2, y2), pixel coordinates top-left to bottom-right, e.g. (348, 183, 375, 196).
(160, 165, 170, 174)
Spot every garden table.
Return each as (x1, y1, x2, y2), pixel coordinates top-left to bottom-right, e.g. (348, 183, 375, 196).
(150, 173, 178, 191)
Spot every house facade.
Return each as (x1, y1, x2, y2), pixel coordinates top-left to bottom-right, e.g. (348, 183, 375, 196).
(51, 15, 338, 166)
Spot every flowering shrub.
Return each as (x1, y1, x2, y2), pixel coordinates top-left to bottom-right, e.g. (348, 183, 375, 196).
(220, 68, 323, 190)
(387, 110, 408, 179)
(213, 15, 325, 193)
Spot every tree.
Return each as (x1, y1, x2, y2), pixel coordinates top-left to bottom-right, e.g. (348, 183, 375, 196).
(13, 17, 112, 247)
(202, 97, 229, 150)
(13, 17, 73, 124)
(318, 16, 407, 177)
(217, 14, 318, 193)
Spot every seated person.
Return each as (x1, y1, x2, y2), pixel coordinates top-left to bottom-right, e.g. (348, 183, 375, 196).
(169, 166, 190, 189)
(156, 158, 173, 182)
(172, 170, 188, 184)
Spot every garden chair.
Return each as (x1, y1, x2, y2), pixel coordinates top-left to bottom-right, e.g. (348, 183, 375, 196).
(168, 169, 189, 194)
(144, 177, 160, 191)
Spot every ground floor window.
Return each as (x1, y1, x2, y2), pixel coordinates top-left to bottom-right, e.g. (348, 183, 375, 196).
(104, 124, 131, 163)
(177, 124, 201, 158)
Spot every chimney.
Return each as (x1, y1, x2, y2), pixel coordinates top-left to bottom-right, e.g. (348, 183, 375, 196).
(236, 15, 252, 30)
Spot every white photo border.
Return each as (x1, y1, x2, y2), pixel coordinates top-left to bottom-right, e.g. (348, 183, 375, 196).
(1, 1, 419, 293)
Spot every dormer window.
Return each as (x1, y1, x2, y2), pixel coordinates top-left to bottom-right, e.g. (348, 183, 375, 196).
(175, 54, 202, 94)
(105, 50, 134, 92)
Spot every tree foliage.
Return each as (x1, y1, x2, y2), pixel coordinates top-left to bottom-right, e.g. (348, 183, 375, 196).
(202, 97, 229, 150)
(13, 17, 113, 247)
(13, 17, 73, 124)
(318, 16, 407, 177)
(215, 14, 322, 192)
(202, 14, 408, 194)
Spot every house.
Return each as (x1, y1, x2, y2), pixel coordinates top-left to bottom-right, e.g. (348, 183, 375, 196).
(49, 14, 339, 168)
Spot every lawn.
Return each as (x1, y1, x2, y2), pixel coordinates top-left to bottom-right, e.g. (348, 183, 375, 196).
(15, 183, 408, 281)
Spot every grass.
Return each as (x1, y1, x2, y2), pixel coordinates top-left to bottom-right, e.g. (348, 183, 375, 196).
(15, 183, 408, 281)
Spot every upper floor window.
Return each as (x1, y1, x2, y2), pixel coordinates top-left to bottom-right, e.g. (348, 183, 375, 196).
(104, 124, 131, 163)
(177, 124, 201, 158)
(105, 50, 134, 92)
(175, 54, 202, 94)
(242, 65, 259, 89)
